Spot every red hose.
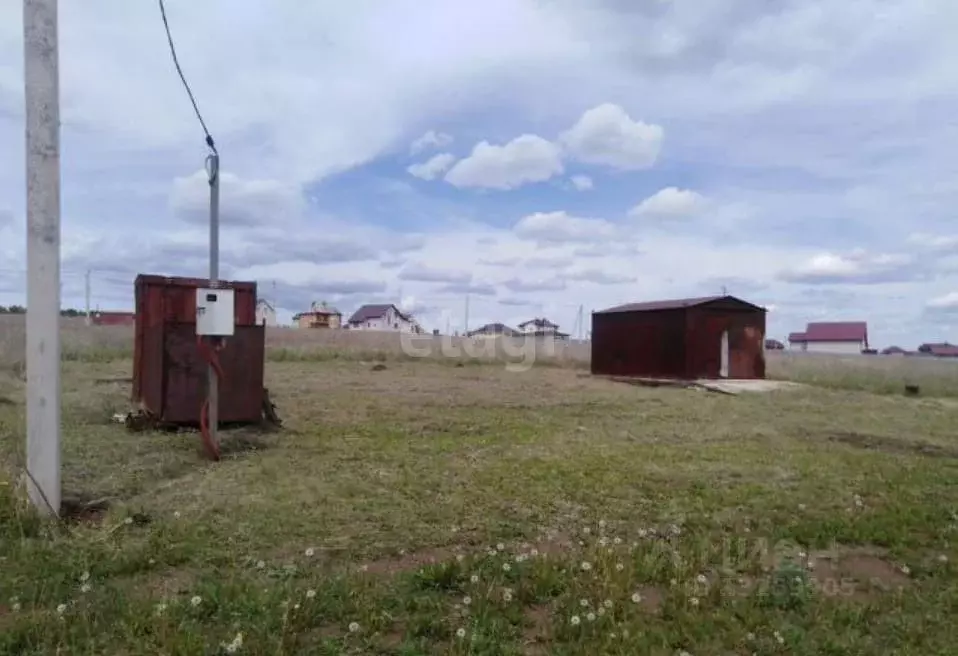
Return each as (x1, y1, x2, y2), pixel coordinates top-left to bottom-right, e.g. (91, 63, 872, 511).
(197, 336, 224, 461)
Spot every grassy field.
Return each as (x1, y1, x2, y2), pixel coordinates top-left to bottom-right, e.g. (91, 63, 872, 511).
(2, 319, 958, 654)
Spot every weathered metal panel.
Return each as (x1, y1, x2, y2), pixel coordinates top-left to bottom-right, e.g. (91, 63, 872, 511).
(591, 308, 686, 378)
(132, 274, 264, 424)
(685, 306, 766, 380)
(161, 323, 265, 424)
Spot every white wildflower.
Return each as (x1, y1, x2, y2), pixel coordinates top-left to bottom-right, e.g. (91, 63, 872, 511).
(502, 562, 512, 572)
(638, 529, 648, 538)
(631, 592, 642, 603)
(603, 599, 613, 609)
(470, 574, 479, 584)
(689, 597, 699, 607)
(530, 548, 539, 557)
(456, 628, 466, 638)
(580, 598, 590, 608)
(696, 574, 707, 584)
(615, 562, 625, 572)
(56, 603, 67, 615)
(586, 612, 596, 622)
(776, 633, 785, 644)
(746, 632, 755, 640)
(80, 583, 91, 594)
(124, 517, 133, 525)
(599, 520, 607, 528)
(348, 622, 360, 633)
(11, 602, 21, 612)
(304, 547, 315, 557)
(496, 543, 505, 552)
(503, 589, 513, 602)
(223, 632, 243, 654)
(173, 511, 181, 519)
(900, 564, 911, 575)
(256, 560, 266, 570)
(798, 503, 806, 511)
(305, 589, 316, 599)
(79, 571, 90, 583)
(599, 537, 609, 547)
(487, 549, 497, 557)
(190, 596, 202, 607)
(456, 554, 465, 562)
(613, 537, 622, 545)
(462, 596, 472, 606)
(580, 561, 592, 572)
(597, 607, 606, 616)
(155, 602, 167, 615)
(570, 615, 581, 626)
(938, 554, 949, 563)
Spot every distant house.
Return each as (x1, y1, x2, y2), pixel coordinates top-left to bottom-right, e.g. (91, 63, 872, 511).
(90, 310, 135, 326)
(788, 322, 868, 354)
(765, 339, 785, 350)
(466, 323, 520, 338)
(256, 299, 277, 327)
(518, 317, 568, 339)
(917, 342, 958, 357)
(347, 303, 422, 333)
(294, 301, 342, 329)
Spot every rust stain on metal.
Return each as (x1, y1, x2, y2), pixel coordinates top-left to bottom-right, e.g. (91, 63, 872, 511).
(132, 274, 265, 425)
(591, 295, 767, 380)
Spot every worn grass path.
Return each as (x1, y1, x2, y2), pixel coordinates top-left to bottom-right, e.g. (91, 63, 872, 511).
(2, 360, 958, 654)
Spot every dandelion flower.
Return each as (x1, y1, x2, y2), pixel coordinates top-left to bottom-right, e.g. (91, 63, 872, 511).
(155, 602, 167, 615)
(462, 596, 472, 606)
(503, 589, 513, 602)
(79, 571, 90, 583)
(689, 597, 699, 607)
(638, 529, 648, 538)
(360, 564, 369, 572)
(570, 615, 581, 626)
(631, 592, 642, 603)
(580, 561, 592, 572)
(502, 562, 512, 572)
(190, 596, 202, 607)
(603, 599, 613, 609)
(456, 554, 465, 562)
(798, 503, 806, 511)
(304, 547, 315, 557)
(599, 537, 609, 547)
(80, 583, 91, 594)
(776, 633, 785, 645)
(586, 612, 596, 622)
(696, 574, 707, 584)
(583, 527, 591, 535)
(598, 607, 606, 616)
(938, 554, 949, 563)
(11, 602, 21, 612)
(223, 633, 244, 654)
(530, 548, 539, 557)
(496, 543, 505, 552)
(306, 589, 316, 599)
(124, 517, 133, 525)
(470, 574, 479, 583)
(456, 628, 466, 638)
(580, 598, 590, 608)
(173, 511, 181, 519)
(56, 604, 67, 615)
(901, 564, 911, 575)
(487, 549, 497, 557)
(615, 562, 625, 572)
(613, 537, 622, 545)
(348, 622, 360, 633)
(256, 560, 266, 570)
(599, 519, 607, 528)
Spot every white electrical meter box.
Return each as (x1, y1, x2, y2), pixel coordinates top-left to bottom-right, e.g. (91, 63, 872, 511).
(196, 287, 235, 336)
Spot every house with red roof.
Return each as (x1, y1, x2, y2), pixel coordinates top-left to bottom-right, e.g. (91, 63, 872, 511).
(787, 321, 869, 355)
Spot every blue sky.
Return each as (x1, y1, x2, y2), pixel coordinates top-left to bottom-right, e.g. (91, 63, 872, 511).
(1, 0, 958, 348)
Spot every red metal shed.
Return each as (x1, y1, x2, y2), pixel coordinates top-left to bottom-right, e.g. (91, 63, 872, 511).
(591, 295, 767, 380)
(132, 274, 265, 425)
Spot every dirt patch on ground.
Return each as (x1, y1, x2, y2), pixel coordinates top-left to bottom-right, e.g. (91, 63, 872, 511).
(363, 546, 465, 575)
(521, 604, 552, 655)
(810, 547, 911, 598)
(634, 585, 665, 613)
(828, 431, 958, 459)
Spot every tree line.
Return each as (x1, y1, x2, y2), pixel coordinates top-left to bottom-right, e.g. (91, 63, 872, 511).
(0, 306, 87, 316)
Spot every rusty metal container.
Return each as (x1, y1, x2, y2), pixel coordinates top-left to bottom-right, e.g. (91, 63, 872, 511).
(133, 274, 265, 425)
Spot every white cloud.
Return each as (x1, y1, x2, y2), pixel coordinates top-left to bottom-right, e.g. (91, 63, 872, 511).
(570, 175, 594, 191)
(410, 130, 453, 154)
(170, 170, 304, 227)
(559, 103, 664, 170)
(629, 187, 706, 220)
(926, 292, 958, 310)
(513, 211, 619, 244)
(525, 254, 574, 269)
(502, 277, 567, 292)
(779, 250, 919, 285)
(444, 135, 563, 190)
(566, 269, 637, 285)
(407, 153, 457, 180)
(398, 263, 472, 284)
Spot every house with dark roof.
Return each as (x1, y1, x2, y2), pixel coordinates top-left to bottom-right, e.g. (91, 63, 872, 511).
(466, 323, 520, 338)
(517, 317, 568, 339)
(788, 321, 868, 354)
(347, 303, 422, 333)
(765, 339, 785, 350)
(256, 299, 277, 327)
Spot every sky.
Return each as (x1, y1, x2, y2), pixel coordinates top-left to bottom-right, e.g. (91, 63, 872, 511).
(1, 0, 958, 348)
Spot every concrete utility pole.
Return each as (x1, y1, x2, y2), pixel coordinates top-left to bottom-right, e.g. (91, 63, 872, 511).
(23, 0, 61, 515)
(84, 268, 91, 325)
(463, 293, 470, 333)
(207, 152, 220, 445)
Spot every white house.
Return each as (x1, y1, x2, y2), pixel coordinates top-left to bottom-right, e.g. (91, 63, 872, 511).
(347, 303, 423, 333)
(466, 323, 520, 339)
(517, 317, 568, 339)
(788, 321, 868, 354)
(256, 299, 277, 327)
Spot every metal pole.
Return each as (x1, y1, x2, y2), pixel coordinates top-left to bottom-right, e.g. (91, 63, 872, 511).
(464, 293, 470, 333)
(84, 268, 91, 325)
(207, 152, 219, 445)
(23, 0, 61, 516)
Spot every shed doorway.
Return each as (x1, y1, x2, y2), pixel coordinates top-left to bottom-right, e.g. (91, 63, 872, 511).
(719, 330, 729, 378)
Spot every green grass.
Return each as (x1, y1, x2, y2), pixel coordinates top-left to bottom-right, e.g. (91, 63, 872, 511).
(2, 358, 958, 654)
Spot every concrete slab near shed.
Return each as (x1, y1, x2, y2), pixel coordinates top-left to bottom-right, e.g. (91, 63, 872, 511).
(595, 375, 804, 395)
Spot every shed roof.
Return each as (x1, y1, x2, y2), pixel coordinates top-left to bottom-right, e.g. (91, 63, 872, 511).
(594, 295, 765, 314)
(467, 322, 519, 337)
